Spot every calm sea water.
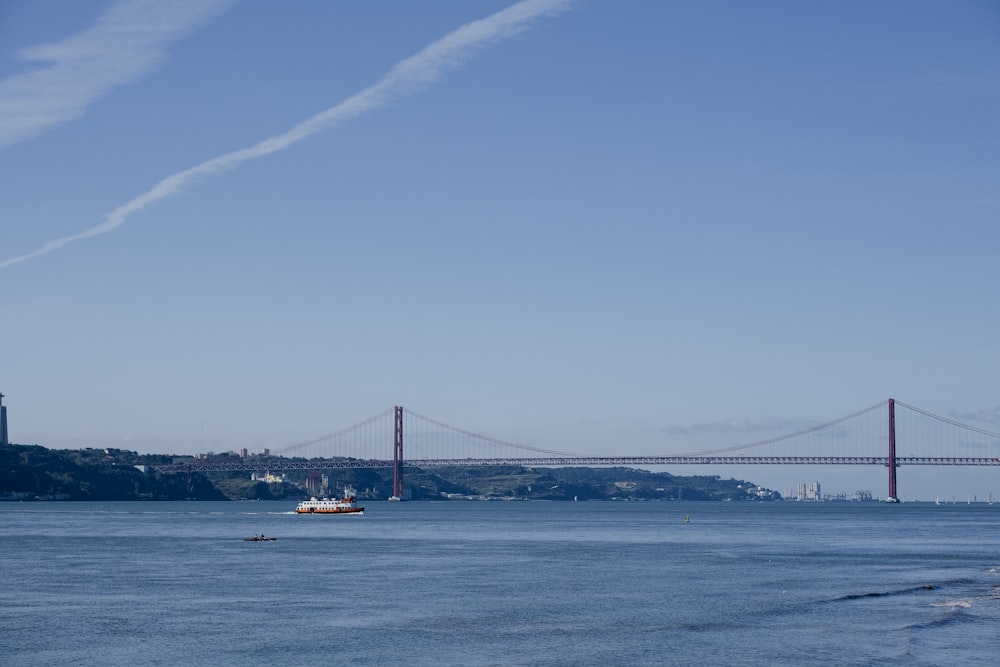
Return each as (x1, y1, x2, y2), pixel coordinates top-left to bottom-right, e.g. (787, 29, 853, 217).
(3, 500, 1000, 666)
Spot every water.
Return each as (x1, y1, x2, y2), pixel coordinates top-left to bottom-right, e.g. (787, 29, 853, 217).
(3, 500, 1000, 666)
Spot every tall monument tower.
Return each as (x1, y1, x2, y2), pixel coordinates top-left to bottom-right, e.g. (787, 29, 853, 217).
(0, 392, 8, 446)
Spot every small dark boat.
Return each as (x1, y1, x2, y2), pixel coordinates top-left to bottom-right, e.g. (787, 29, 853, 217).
(243, 535, 276, 542)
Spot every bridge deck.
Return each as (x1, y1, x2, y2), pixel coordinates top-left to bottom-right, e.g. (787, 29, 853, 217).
(151, 456, 1000, 474)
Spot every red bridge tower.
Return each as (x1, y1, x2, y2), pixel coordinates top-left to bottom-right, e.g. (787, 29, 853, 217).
(887, 397, 898, 503)
(392, 406, 404, 500)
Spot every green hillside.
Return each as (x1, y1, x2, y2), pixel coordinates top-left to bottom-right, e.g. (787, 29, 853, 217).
(0, 443, 781, 502)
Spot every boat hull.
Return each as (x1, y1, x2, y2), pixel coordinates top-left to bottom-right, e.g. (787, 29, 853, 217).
(295, 492, 365, 514)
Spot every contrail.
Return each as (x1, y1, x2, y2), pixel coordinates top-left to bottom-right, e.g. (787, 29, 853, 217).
(1, 0, 573, 271)
(0, 0, 236, 150)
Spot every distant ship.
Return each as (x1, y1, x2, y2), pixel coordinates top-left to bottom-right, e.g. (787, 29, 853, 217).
(296, 488, 364, 515)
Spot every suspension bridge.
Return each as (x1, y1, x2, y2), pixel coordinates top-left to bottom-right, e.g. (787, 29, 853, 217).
(153, 398, 1000, 502)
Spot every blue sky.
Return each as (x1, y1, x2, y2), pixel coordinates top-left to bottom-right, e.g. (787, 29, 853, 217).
(2, 0, 999, 500)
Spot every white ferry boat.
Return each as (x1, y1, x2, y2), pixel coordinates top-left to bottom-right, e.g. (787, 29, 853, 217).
(295, 489, 364, 515)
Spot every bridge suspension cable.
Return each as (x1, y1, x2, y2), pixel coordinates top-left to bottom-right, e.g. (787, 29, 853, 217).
(272, 408, 394, 457)
(680, 400, 887, 457)
(404, 409, 583, 458)
(894, 401, 1000, 440)
(150, 400, 1000, 500)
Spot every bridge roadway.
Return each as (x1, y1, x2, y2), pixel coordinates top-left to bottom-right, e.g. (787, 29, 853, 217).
(151, 456, 1000, 474)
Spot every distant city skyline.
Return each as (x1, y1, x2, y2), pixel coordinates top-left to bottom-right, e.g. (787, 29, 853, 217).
(2, 1, 998, 501)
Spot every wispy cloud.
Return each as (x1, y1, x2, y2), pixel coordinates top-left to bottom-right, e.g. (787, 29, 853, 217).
(0, 0, 573, 271)
(0, 0, 235, 151)
(662, 417, 819, 437)
(949, 407, 1000, 427)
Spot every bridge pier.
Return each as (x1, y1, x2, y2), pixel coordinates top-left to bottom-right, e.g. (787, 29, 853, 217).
(887, 397, 898, 503)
